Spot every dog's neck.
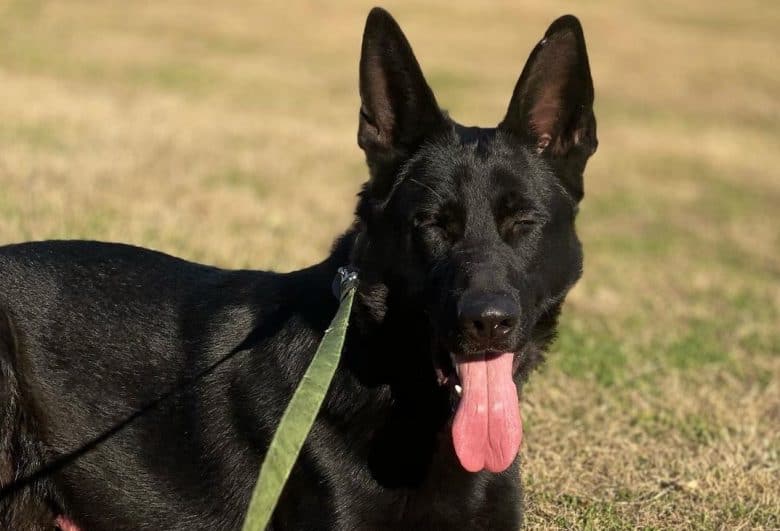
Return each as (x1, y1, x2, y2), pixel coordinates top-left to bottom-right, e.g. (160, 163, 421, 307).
(330, 227, 439, 382)
(317, 229, 457, 486)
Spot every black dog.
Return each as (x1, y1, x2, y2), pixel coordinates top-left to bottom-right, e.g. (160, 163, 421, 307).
(0, 8, 596, 530)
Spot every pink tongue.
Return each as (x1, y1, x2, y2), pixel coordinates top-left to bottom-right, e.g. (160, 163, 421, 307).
(452, 352, 522, 473)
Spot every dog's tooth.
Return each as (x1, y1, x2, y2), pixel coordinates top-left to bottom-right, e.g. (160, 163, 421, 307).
(455, 384, 463, 396)
(450, 353, 460, 377)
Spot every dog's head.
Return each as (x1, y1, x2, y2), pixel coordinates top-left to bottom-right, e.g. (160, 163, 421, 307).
(353, 8, 596, 473)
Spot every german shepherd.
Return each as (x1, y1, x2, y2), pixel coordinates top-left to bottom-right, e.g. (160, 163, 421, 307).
(0, 7, 596, 530)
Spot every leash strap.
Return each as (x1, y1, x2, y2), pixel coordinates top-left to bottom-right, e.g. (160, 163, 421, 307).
(241, 267, 358, 531)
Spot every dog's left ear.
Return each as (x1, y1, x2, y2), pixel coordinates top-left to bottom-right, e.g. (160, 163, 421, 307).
(499, 15, 597, 201)
(358, 8, 447, 196)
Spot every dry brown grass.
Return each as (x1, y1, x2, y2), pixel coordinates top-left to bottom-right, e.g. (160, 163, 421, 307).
(0, 0, 778, 528)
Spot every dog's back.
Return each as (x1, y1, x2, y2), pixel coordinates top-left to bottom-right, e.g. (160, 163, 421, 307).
(0, 241, 340, 529)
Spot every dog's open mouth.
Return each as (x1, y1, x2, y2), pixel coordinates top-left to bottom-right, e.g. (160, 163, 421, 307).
(435, 350, 522, 473)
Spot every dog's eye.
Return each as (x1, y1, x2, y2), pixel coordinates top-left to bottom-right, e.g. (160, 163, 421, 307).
(504, 213, 542, 241)
(413, 214, 437, 230)
(414, 213, 459, 242)
(512, 216, 537, 230)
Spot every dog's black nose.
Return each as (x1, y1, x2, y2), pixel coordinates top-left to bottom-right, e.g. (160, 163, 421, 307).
(458, 294, 520, 344)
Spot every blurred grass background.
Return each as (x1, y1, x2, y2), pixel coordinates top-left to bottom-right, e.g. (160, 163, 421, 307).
(0, 0, 778, 528)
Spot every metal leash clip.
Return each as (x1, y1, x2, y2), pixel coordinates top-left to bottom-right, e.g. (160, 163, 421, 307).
(332, 266, 359, 301)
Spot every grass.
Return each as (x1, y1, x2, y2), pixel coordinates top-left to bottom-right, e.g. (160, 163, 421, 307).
(0, 0, 777, 528)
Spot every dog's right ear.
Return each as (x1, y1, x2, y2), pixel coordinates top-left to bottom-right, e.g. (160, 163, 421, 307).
(358, 7, 446, 196)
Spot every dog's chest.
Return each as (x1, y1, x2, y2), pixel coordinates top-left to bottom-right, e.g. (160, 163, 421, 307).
(309, 433, 521, 531)
(329, 467, 519, 530)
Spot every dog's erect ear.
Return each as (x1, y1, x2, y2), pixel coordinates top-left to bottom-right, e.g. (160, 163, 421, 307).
(499, 15, 597, 201)
(358, 8, 446, 194)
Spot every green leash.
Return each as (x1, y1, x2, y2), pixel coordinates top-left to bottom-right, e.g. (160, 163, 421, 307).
(241, 267, 358, 531)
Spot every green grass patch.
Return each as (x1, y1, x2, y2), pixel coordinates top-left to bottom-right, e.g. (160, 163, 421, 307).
(0, 121, 68, 151)
(553, 319, 628, 386)
(724, 501, 780, 529)
(629, 407, 720, 445)
(204, 167, 268, 198)
(598, 94, 780, 136)
(663, 320, 730, 371)
(124, 61, 216, 94)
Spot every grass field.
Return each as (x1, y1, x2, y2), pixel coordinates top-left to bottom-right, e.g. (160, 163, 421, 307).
(0, 0, 778, 528)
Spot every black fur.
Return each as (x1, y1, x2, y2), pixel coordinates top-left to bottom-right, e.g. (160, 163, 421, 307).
(0, 8, 596, 530)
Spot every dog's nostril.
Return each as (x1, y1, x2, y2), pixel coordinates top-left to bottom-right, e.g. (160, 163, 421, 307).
(494, 319, 513, 336)
(458, 294, 520, 344)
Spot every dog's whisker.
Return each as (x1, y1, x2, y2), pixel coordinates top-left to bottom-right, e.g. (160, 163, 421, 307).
(407, 178, 447, 204)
